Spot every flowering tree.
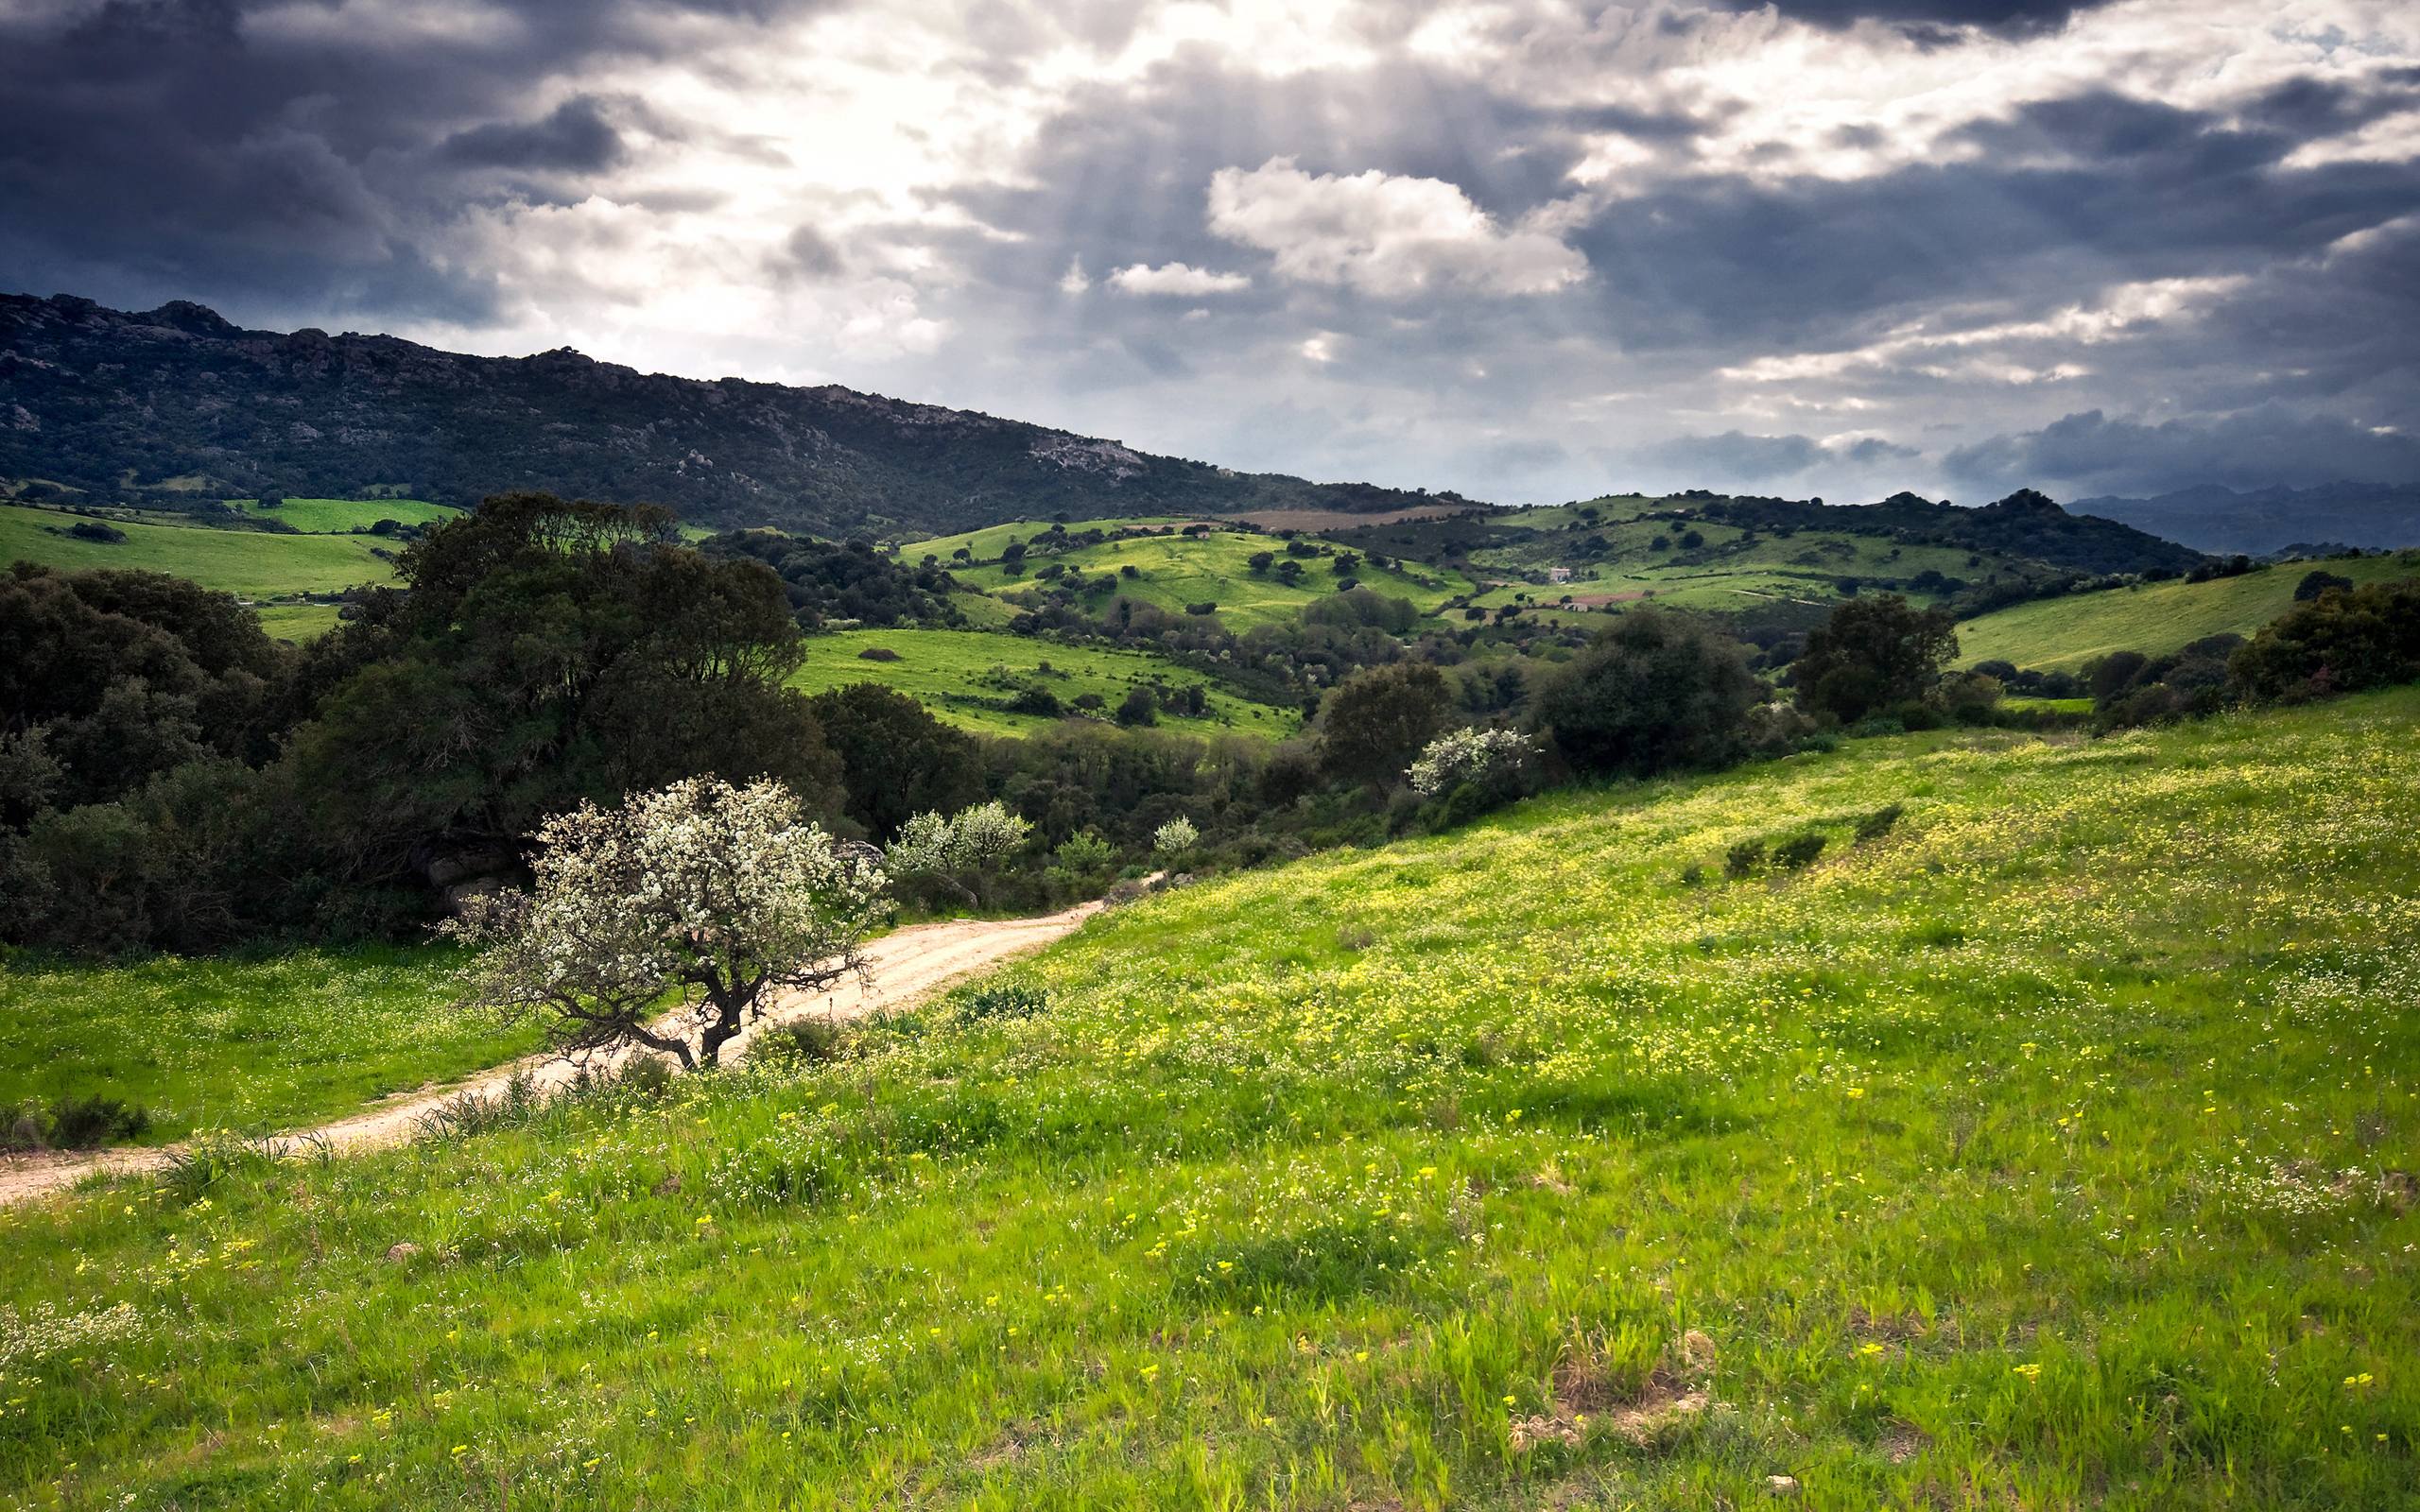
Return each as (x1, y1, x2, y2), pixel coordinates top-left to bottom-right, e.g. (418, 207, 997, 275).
(450, 777, 890, 1071)
(1406, 727, 1538, 799)
(1152, 815, 1199, 860)
(884, 800, 1031, 906)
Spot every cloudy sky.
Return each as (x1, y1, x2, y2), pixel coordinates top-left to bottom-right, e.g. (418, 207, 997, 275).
(4, 0, 2418, 507)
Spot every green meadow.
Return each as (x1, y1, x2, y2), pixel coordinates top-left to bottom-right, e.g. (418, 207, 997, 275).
(1956, 554, 2420, 671)
(786, 627, 1299, 738)
(0, 948, 544, 1143)
(0, 504, 399, 600)
(229, 497, 462, 533)
(252, 602, 347, 642)
(4, 689, 2415, 1507)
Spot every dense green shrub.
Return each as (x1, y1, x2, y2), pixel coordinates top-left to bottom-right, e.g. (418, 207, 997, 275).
(1531, 610, 1760, 778)
(0, 1092, 151, 1151)
(955, 983, 1048, 1023)
(1793, 594, 1958, 724)
(1772, 832, 1827, 870)
(2230, 577, 2420, 701)
(1316, 663, 1450, 790)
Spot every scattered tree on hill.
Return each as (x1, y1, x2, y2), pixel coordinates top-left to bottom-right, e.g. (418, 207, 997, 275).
(885, 799, 1033, 908)
(1531, 609, 1760, 777)
(1406, 727, 1537, 801)
(2294, 569, 2356, 602)
(1318, 662, 1450, 790)
(1152, 815, 1199, 860)
(1247, 551, 1275, 575)
(1116, 686, 1159, 726)
(451, 777, 890, 1071)
(1792, 594, 1958, 723)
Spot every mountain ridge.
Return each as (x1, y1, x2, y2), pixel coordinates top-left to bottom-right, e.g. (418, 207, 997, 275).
(0, 293, 1479, 539)
(2071, 480, 2420, 556)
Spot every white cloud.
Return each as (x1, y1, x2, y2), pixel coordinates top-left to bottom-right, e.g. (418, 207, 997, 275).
(1205, 157, 1587, 298)
(1719, 275, 2251, 385)
(1058, 257, 1092, 294)
(1108, 261, 1253, 295)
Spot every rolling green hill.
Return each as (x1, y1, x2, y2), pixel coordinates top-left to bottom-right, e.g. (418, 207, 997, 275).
(903, 516, 1201, 564)
(1340, 490, 2208, 634)
(787, 628, 1299, 739)
(953, 528, 1476, 632)
(6, 690, 2416, 1505)
(1956, 553, 2420, 671)
(0, 503, 400, 599)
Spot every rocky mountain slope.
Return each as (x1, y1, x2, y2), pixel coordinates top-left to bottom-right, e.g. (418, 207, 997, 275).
(0, 294, 1473, 538)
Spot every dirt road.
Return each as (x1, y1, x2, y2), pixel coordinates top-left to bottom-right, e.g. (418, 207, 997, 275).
(0, 901, 1103, 1209)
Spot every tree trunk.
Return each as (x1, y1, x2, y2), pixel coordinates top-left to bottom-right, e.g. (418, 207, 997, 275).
(697, 991, 746, 1068)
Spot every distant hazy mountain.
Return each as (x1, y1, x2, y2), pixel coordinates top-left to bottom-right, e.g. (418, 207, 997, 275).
(2072, 482, 2420, 556)
(0, 294, 1473, 538)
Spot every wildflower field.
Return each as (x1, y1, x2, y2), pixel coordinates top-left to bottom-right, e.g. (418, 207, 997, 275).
(0, 948, 543, 1143)
(5, 691, 2418, 1508)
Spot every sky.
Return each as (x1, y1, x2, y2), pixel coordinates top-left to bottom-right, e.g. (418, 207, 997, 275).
(3, 0, 2417, 507)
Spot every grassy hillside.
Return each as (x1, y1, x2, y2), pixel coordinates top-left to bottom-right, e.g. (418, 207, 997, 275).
(0, 504, 399, 599)
(230, 497, 461, 532)
(0, 948, 543, 1143)
(787, 628, 1299, 739)
(954, 531, 1474, 631)
(1353, 505, 2026, 630)
(1957, 553, 2420, 671)
(903, 517, 1201, 564)
(6, 692, 2416, 1506)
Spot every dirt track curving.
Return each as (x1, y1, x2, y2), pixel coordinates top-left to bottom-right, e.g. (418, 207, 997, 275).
(0, 901, 1103, 1209)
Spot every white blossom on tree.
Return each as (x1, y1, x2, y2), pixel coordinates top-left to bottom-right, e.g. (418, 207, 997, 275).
(1151, 815, 1199, 858)
(449, 777, 890, 1071)
(1406, 727, 1538, 799)
(883, 800, 1032, 906)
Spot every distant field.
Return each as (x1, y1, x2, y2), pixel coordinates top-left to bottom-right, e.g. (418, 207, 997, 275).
(787, 627, 1298, 739)
(956, 529, 1475, 631)
(231, 497, 460, 533)
(254, 602, 347, 641)
(0, 947, 545, 1143)
(0, 503, 400, 599)
(1957, 553, 2420, 671)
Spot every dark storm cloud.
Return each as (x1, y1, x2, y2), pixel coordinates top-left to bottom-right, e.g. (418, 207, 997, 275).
(1841, 438, 1921, 465)
(1945, 407, 2420, 497)
(441, 96, 629, 173)
(1569, 95, 2420, 358)
(0, 0, 821, 319)
(1711, 0, 2118, 36)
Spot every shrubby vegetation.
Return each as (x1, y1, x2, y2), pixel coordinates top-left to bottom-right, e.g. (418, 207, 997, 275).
(704, 531, 962, 628)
